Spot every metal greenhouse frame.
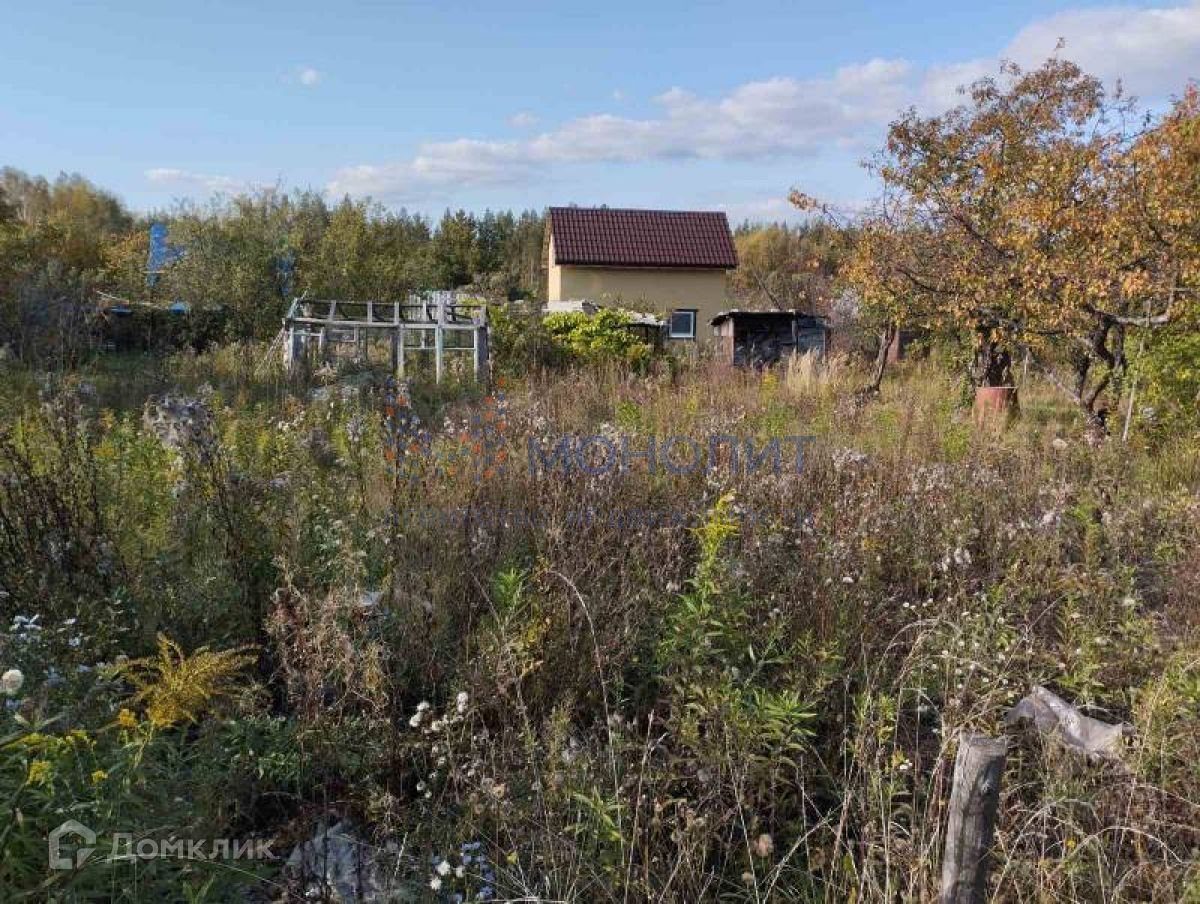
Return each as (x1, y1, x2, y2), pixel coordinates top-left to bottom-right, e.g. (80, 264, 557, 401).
(281, 293, 490, 383)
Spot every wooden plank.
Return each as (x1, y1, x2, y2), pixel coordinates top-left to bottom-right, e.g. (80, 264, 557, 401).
(434, 301, 444, 384)
(283, 315, 478, 331)
(475, 323, 489, 382)
(940, 733, 1007, 904)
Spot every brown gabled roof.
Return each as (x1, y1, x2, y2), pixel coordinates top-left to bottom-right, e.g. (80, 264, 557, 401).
(548, 206, 737, 270)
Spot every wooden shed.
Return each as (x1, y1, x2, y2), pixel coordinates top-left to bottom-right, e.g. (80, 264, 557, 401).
(710, 310, 829, 367)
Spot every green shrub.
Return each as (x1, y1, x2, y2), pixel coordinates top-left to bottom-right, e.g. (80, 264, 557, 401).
(542, 308, 653, 367)
(485, 302, 557, 375)
(1131, 323, 1200, 438)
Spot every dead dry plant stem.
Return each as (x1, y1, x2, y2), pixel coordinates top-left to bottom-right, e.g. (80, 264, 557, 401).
(547, 569, 626, 863)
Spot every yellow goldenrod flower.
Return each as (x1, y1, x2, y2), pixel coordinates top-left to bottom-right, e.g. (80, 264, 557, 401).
(117, 708, 138, 729)
(27, 759, 52, 786)
(90, 769, 108, 785)
(117, 635, 256, 729)
(67, 729, 91, 748)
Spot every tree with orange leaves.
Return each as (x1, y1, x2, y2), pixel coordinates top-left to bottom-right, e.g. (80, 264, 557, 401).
(840, 57, 1197, 434)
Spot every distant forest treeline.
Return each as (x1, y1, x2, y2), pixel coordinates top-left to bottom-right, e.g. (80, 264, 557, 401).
(0, 166, 850, 359)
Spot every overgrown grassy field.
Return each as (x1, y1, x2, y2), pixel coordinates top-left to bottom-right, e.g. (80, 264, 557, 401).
(1, 347, 1198, 901)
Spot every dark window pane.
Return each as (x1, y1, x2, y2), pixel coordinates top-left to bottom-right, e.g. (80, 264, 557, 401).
(669, 310, 696, 339)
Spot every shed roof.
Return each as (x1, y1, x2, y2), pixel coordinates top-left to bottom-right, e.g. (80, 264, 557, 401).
(548, 206, 737, 269)
(709, 309, 828, 327)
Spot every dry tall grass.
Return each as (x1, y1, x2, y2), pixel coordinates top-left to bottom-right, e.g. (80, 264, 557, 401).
(0, 351, 1197, 900)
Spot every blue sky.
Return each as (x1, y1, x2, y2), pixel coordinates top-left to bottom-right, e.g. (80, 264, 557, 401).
(3, 1, 1197, 220)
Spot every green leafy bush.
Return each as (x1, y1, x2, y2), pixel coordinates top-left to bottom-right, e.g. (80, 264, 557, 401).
(485, 302, 557, 375)
(1131, 323, 1200, 437)
(542, 308, 653, 367)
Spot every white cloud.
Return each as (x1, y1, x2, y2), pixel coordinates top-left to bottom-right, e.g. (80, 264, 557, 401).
(145, 168, 248, 194)
(612, 89, 626, 102)
(509, 111, 539, 127)
(718, 197, 798, 223)
(924, 2, 1200, 107)
(1011, 3, 1200, 95)
(328, 3, 1200, 203)
(921, 60, 995, 108)
(328, 59, 913, 200)
(719, 195, 869, 224)
(298, 66, 322, 87)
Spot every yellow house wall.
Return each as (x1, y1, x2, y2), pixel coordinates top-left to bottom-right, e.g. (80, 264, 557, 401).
(546, 249, 727, 341)
(547, 236, 563, 301)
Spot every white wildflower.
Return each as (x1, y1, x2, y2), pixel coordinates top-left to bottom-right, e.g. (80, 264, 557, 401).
(436, 859, 452, 876)
(455, 691, 469, 713)
(429, 877, 442, 891)
(1, 669, 23, 696)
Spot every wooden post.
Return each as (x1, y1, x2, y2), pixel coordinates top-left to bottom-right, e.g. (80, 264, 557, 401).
(397, 324, 406, 378)
(472, 313, 480, 381)
(420, 297, 429, 353)
(434, 298, 445, 384)
(390, 302, 400, 377)
(474, 313, 489, 383)
(284, 325, 295, 370)
(363, 302, 373, 363)
(940, 733, 1007, 904)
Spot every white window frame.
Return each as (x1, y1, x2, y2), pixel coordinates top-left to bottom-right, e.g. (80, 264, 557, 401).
(668, 308, 697, 340)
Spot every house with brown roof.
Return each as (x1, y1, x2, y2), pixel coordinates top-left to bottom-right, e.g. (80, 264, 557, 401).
(545, 206, 737, 342)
